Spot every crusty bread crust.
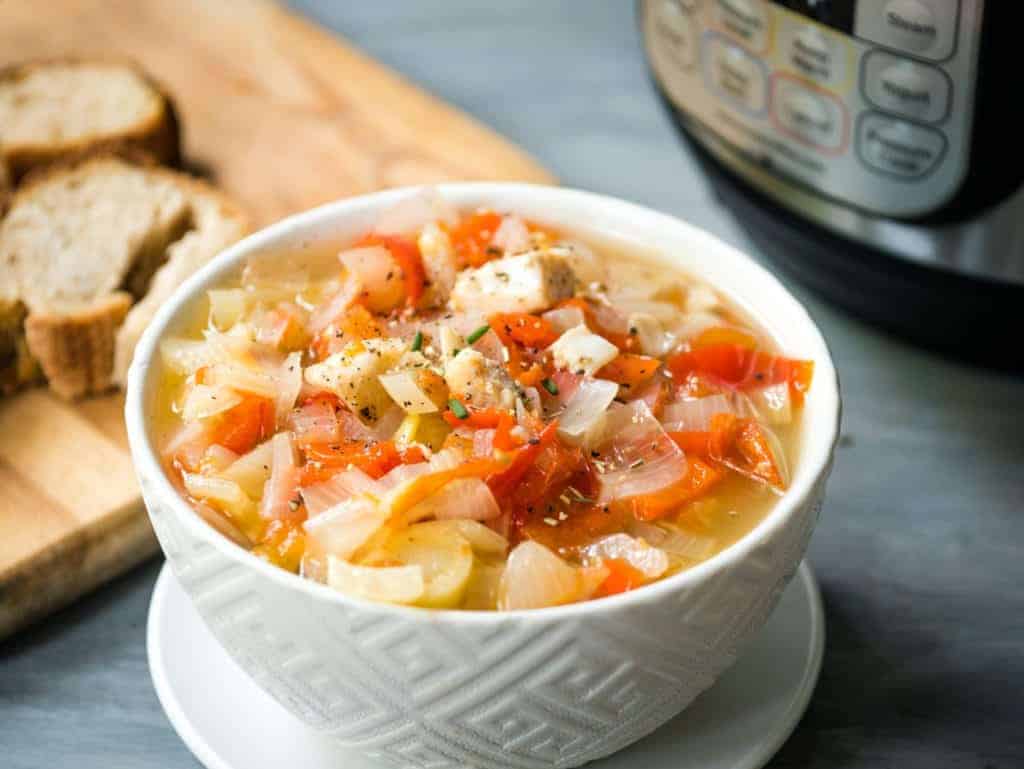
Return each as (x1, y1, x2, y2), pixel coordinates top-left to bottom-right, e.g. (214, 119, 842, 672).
(24, 292, 132, 400)
(0, 58, 181, 183)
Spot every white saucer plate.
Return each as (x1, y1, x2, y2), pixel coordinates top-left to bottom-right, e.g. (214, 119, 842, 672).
(147, 561, 824, 769)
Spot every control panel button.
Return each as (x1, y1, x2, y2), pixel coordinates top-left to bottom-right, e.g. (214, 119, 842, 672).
(783, 23, 847, 86)
(704, 35, 769, 114)
(854, 0, 959, 61)
(857, 113, 947, 177)
(714, 0, 770, 52)
(862, 51, 951, 122)
(653, 0, 699, 70)
(773, 77, 847, 151)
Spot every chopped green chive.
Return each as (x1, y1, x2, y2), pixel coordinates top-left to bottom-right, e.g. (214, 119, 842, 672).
(410, 331, 423, 352)
(542, 378, 559, 395)
(466, 324, 491, 345)
(448, 399, 469, 419)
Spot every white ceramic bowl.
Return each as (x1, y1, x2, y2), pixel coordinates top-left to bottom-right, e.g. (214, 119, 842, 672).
(126, 184, 840, 769)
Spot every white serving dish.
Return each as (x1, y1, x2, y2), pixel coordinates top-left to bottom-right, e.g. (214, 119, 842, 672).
(126, 183, 841, 769)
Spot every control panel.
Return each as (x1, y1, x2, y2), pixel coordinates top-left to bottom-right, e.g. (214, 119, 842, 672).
(642, 0, 985, 217)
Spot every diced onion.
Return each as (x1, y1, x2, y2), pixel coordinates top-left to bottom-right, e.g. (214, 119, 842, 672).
(491, 215, 531, 254)
(628, 312, 676, 357)
(379, 371, 440, 414)
(275, 352, 304, 427)
(208, 289, 247, 330)
(339, 246, 403, 313)
(549, 325, 619, 376)
(219, 440, 274, 499)
(498, 541, 583, 611)
(580, 533, 669, 579)
(260, 433, 302, 521)
(594, 401, 687, 503)
(181, 384, 243, 422)
(300, 469, 382, 517)
(541, 306, 586, 335)
(557, 378, 618, 445)
(306, 496, 389, 560)
(327, 556, 424, 604)
(661, 394, 734, 432)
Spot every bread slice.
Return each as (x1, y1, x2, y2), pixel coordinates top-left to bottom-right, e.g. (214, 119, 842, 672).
(0, 59, 180, 183)
(1, 156, 247, 399)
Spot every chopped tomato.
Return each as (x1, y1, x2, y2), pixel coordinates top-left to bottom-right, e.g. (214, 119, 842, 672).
(666, 344, 814, 405)
(299, 439, 424, 485)
(251, 519, 306, 573)
(445, 211, 503, 268)
(707, 413, 786, 489)
(355, 233, 426, 307)
(442, 407, 521, 451)
(489, 317, 550, 386)
(211, 396, 275, 455)
(486, 421, 560, 501)
(310, 304, 382, 361)
(628, 458, 725, 521)
(596, 558, 646, 597)
(597, 354, 661, 391)
(522, 502, 628, 551)
(490, 313, 558, 349)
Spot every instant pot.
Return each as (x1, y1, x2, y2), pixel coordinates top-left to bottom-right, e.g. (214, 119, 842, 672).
(640, 0, 1022, 366)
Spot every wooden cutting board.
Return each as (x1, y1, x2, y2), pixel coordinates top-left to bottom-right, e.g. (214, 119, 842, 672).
(0, 0, 554, 639)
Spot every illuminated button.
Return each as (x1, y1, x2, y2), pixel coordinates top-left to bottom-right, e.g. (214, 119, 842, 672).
(854, 0, 958, 60)
(774, 79, 845, 150)
(858, 113, 946, 177)
(863, 51, 950, 122)
(714, 0, 769, 51)
(785, 24, 846, 86)
(654, 0, 699, 70)
(705, 37, 769, 113)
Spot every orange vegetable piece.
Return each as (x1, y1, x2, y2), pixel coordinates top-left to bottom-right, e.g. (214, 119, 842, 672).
(596, 558, 646, 597)
(299, 439, 425, 485)
(489, 316, 551, 386)
(597, 353, 661, 391)
(628, 458, 725, 521)
(211, 396, 275, 455)
(667, 430, 713, 457)
(666, 343, 814, 405)
(486, 421, 561, 501)
(442, 407, 522, 451)
(311, 304, 383, 361)
(707, 413, 786, 490)
(691, 326, 759, 351)
(446, 211, 504, 268)
(490, 313, 558, 349)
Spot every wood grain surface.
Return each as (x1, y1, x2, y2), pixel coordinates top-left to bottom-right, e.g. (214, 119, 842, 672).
(0, 0, 553, 639)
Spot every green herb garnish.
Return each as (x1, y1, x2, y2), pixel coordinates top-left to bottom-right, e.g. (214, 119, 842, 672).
(466, 324, 491, 345)
(542, 377, 559, 395)
(410, 331, 423, 352)
(448, 398, 469, 420)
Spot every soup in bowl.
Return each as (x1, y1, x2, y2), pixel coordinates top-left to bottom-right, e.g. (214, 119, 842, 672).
(126, 184, 840, 769)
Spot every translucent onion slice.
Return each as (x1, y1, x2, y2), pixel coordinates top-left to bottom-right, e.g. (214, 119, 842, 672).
(305, 495, 389, 561)
(661, 394, 734, 432)
(557, 378, 618, 445)
(260, 433, 302, 521)
(160, 338, 219, 376)
(327, 556, 424, 604)
(181, 384, 243, 422)
(208, 289, 247, 330)
(497, 541, 582, 611)
(405, 477, 501, 523)
(203, 362, 278, 400)
(338, 246, 403, 313)
(306, 276, 361, 334)
(580, 533, 669, 579)
(379, 371, 440, 414)
(594, 401, 688, 504)
(441, 520, 509, 556)
(219, 440, 274, 499)
(300, 469, 382, 517)
(628, 312, 676, 357)
(746, 382, 792, 426)
(275, 352, 304, 427)
(182, 473, 257, 527)
(629, 520, 718, 563)
(290, 398, 340, 446)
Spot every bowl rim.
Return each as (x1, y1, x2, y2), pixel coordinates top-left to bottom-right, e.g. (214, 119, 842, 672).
(126, 182, 841, 622)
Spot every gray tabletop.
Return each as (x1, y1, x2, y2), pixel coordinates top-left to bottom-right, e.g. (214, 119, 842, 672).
(2, 3, 1022, 768)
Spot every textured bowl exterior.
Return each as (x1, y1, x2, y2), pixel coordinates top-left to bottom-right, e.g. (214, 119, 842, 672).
(127, 184, 840, 769)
